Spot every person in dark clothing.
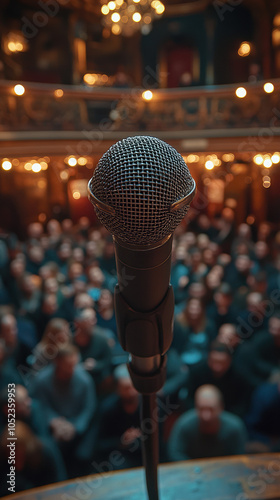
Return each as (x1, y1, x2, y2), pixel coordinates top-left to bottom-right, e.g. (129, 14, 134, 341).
(0, 385, 48, 438)
(0, 313, 31, 369)
(97, 364, 142, 470)
(235, 313, 280, 389)
(30, 344, 97, 477)
(207, 283, 238, 330)
(0, 340, 22, 391)
(168, 385, 247, 461)
(187, 341, 252, 417)
(74, 307, 113, 388)
(245, 379, 280, 451)
(0, 421, 66, 496)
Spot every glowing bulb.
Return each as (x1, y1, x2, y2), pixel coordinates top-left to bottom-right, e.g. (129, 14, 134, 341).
(142, 90, 153, 101)
(151, 0, 161, 8)
(14, 84, 25, 96)
(132, 12, 141, 22)
(54, 89, 64, 98)
(60, 170, 69, 181)
(263, 158, 272, 168)
(40, 161, 48, 170)
(78, 157, 87, 166)
(222, 153, 235, 162)
(111, 12, 121, 22)
(186, 154, 199, 163)
(156, 2, 165, 14)
(2, 160, 12, 171)
(73, 191, 81, 199)
(31, 163, 41, 173)
(112, 24, 121, 34)
(205, 160, 214, 170)
(263, 175, 271, 188)
(236, 87, 247, 98)
(271, 153, 280, 164)
(24, 162, 32, 171)
(116, 0, 124, 5)
(8, 42, 17, 52)
(108, 1, 116, 10)
(68, 157, 77, 167)
(253, 154, 263, 165)
(101, 4, 110, 14)
(263, 82, 274, 93)
(238, 42, 251, 57)
(15, 42, 23, 51)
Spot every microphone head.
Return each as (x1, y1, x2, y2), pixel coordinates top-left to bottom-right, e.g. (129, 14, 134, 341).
(88, 136, 195, 246)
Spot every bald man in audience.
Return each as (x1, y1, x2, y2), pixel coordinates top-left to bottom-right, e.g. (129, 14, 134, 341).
(168, 385, 247, 461)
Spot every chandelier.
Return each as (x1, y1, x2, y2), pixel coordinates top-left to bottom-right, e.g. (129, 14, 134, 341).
(100, 0, 165, 37)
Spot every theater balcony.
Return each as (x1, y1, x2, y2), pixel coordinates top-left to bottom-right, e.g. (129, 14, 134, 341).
(1, 78, 280, 233)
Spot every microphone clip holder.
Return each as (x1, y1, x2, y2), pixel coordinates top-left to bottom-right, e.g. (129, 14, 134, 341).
(114, 284, 174, 394)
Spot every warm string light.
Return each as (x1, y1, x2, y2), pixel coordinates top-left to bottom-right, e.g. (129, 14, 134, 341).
(100, 0, 165, 36)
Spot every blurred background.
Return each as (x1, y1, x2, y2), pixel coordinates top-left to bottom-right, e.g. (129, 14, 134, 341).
(0, 0, 279, 234)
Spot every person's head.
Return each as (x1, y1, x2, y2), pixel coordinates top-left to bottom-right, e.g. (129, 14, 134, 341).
(41, 293, 58, 315)
(197, 214, 210, 231)
(68, 262, 83, 281)
(43, 276, 59, 295)
(197, 234, 210, 251)
(237, 223, 251, 240)
(221, 207, 234, 223)
(188, 282, 207, 301)
(195, 385, 223, 431)
(202, 248, 216, 267)
(254, 241, 269, 260)
(54, 345, 79, 382)
(247, 271, 267, 294)
(0, 421, 42, 471)
(15, 385, 32, 419)
(74, 293, 94, 310)
(27, 222, 44, 240)
(269, 313, 280, 345)
(258, 222, 271, 242)
(58, 242, 72, 261)
(208, 341, 232, 377)
(214, 283, 232, 309)
(47, 219, 61, 237)
(19, 274, 36, 295)
(88, 266, 105, 287)
(61, 219, 73, 233)
(217, 323, 240, 349)
(246, 292, 265, 314)
(41, 318, 70, 346)
(74, 308, 97, 344)
(27, 244, 44, 264)
(98, 289, 114, 311)
(0, 314, 18, 349)
(114, 364, 139, 402)
(10, 258, 25, 279)
(39, 262, 58, 281)
(72, 247, 84, 263)
(185, 298, 204, 322)
(235, 254, 252, 274)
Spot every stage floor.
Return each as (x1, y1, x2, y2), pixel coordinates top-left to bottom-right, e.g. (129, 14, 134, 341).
(3, 453, 280, 500)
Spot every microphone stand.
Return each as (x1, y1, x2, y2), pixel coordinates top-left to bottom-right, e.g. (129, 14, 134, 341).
(115, 285, 174, 500)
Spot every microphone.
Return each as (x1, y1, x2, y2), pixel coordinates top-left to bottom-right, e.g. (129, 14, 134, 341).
(88, 135, 195, 392)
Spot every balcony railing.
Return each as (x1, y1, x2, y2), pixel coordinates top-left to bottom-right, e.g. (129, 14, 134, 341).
(0, 80, 280, 142)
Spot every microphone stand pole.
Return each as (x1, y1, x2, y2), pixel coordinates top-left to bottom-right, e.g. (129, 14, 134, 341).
(115, 285, 174, 500)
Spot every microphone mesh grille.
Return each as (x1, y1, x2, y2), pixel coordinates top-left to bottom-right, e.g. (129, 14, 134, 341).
(88, 136, 194, 245)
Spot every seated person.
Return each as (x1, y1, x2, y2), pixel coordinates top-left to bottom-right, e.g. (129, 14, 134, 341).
(187, 341, 252, 417)
(245, 375, 280, 452)
(0, 421, 66, 496)
(97, 364, 142, 469)
(74, 308, 113, 389)
(168, 385, 247, 461)
(30, 344, 97, 477)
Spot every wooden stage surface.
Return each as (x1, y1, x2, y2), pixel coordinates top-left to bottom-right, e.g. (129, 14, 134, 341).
(3, 454, 280, 500)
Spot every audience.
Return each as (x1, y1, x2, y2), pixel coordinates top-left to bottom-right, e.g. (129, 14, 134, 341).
(0, 211, 279, 489)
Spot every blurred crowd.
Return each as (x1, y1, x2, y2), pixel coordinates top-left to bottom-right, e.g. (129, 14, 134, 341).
(0, 210, 280, 494)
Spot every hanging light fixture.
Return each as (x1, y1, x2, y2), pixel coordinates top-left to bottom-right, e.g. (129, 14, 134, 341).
(100, 0, 165, 37)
